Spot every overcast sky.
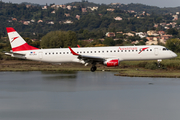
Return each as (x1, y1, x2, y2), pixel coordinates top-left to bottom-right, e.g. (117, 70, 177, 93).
(2, 0, 180, 8)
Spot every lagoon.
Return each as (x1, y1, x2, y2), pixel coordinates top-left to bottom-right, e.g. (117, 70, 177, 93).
(0, 71, 180, 120)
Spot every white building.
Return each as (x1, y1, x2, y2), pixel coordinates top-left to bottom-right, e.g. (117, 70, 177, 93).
(63, 20, 73, 24)
(114, 17, 122, 21)
(136, 32, 147, 38)
(67, 5, 72, 10)
(42, 6, 47, 10)
(88, 6, 98, 11)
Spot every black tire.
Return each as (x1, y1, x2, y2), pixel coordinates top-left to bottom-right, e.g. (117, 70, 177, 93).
(90, 66, 97, 72)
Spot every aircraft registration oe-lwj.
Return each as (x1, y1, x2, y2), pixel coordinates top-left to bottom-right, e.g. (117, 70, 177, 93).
(5, 27, 177, 72)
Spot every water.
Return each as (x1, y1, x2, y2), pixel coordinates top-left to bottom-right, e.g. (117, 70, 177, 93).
(0, 71, 180, 120)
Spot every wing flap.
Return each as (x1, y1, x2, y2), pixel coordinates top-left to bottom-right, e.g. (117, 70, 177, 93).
(77, 54, 105, 62)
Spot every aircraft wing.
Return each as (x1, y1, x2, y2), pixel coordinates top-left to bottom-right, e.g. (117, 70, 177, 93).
(68, 47, 107, 62)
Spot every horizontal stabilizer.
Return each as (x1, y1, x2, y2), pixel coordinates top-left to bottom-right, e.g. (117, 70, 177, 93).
(4, 51, 26, 59)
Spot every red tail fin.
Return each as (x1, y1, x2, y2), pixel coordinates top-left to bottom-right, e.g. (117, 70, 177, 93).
(6, 27, 39, 52)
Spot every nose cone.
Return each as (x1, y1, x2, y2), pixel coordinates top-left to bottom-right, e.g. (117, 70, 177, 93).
(171, 52, 177, 58)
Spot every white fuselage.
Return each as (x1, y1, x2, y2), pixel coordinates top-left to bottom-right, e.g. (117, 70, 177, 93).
(15, 45, 177, 64)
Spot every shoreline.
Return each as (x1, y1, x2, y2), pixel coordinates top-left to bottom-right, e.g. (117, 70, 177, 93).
(114, 69, 180, 78)
(1, 60, 180, 78)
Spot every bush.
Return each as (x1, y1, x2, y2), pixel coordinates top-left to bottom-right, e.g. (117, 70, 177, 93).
(145, 62, 158, 70)
(138, 62, 148, 67)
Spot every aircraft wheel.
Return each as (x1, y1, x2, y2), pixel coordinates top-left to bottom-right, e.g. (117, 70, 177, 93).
(91, 66, 97, 72)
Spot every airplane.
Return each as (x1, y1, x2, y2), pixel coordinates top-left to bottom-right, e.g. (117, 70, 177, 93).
(5, 27, 177, 72)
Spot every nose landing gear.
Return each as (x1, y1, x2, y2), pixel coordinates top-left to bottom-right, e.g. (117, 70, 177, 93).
(157, 59, 162, 68)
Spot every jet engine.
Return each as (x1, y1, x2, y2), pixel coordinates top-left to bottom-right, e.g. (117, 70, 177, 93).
(103, 59, 120, 67)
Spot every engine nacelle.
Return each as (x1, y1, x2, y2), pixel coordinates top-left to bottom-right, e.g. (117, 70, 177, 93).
(104, 59, 120, 67)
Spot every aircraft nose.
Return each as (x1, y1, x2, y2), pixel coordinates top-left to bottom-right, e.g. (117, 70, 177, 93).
(171, 52, 177, 58)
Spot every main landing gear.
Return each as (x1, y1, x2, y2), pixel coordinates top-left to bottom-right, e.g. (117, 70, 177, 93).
(91, 66, 97, 72)
(90, 63, 97, 72)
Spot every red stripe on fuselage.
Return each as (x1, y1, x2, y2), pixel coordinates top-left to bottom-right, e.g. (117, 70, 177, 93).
(6, 27, 16, 33)
(12, 43, 39, 52)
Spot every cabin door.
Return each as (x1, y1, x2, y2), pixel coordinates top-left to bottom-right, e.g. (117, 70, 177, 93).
(39, 51, 43, 59)
(154, 48, 159, 56)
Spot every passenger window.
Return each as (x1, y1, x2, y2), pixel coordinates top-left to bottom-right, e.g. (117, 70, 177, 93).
(114, 50, 116, 52)
(121, 50, 123, 52)
(129, 50, 130, 52)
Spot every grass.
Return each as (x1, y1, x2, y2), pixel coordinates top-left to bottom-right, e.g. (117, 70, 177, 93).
(115, 68, 180, 78)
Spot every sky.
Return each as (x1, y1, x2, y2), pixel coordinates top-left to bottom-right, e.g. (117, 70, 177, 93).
(2, 0, 180, 8)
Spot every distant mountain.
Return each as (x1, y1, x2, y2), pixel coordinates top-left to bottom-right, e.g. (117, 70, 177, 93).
(20, 2, 44, 6)
(0, 1, 179, 36)
(18, 1, 180, 14)
(66, 1, 100, 7)
(109, 3, 180, 14)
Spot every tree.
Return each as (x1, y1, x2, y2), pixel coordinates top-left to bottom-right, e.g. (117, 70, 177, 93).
(64, 31, 77, 47)
(41, 30, 77, 48)
(103, 38, 115, 46)
(166, 38, 180, 52)
(167, 28, 178, 36)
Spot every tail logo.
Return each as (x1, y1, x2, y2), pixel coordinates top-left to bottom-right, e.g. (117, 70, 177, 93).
(11, 37, 19, 43)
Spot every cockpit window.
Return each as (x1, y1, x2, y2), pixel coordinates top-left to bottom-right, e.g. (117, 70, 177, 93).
(163, 48, 169, 51)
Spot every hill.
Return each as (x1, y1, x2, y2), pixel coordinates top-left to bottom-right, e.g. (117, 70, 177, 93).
(0, 1, 179, 38)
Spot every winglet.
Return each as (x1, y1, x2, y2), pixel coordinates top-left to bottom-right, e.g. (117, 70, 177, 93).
(77, 45, 80, 48)
(68, 47, 79, 55)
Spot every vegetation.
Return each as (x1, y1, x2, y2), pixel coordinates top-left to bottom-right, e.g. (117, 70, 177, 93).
(0, 1, 179, 37)
(41, 30, 77, 48)
(166, 38, 180, 52)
